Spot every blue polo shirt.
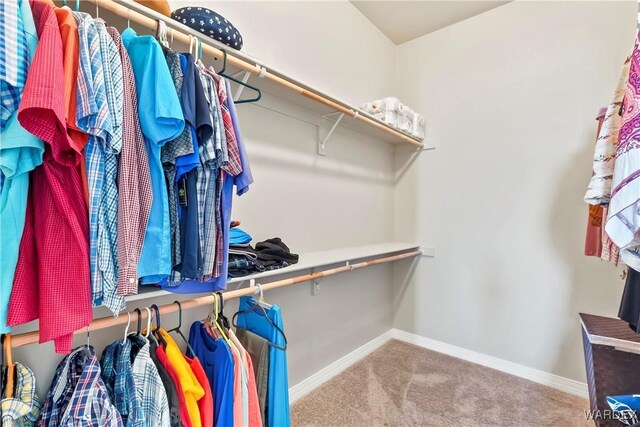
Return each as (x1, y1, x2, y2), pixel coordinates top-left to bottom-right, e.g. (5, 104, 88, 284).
(122, 28, 184, 284)
(0, 0, 44, 333)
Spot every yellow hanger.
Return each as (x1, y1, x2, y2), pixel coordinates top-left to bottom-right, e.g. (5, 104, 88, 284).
(211, 293, 231, 344)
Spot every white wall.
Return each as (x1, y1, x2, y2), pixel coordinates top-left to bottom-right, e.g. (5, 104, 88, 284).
(170, 0, 396, 106)
(393, 0, 636, 383)
(13, 0, 399, 398)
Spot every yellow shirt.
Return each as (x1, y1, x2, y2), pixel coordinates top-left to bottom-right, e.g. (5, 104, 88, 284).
(157, 328, 205, 427)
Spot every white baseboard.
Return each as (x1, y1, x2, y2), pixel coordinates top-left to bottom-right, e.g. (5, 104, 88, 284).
(391, 328, 589, 398)
(288, 330, 395, 403)
(288, 328, 588, 405)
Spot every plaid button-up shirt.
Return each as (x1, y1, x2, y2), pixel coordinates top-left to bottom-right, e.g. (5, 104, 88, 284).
(0, 362, 41, 427)
(132, 340, 171, 427)
(101, 339, 145, 426)
(107, 27, 153, 298)
(94, 19, 124, 314)
(73, 12, 112, 309)
(40, 346, 123, 427)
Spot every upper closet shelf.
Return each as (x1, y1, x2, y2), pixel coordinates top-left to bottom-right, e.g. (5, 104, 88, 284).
(126, 242, 426, 302)
(84, 0, 425, 148)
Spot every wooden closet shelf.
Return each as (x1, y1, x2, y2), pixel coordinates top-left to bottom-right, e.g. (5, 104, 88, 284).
(126, 242, 424, 302)
(82, 0, 425, 148)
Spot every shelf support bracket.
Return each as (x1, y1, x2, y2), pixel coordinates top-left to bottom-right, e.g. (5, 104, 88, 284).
(311, 268, 320, 296)
(318, 112, 345, 156)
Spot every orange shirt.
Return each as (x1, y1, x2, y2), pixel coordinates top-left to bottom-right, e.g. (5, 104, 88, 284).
(55, 6, 90, 206)
(157, 328, 205, 427)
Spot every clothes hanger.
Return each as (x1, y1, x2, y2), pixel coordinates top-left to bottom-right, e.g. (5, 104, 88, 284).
(4, 335, 13, 399)
(210, 293, 232, 344)
(167, 301, 197, 356)
(149, 304, 165, 346)
(210, 49, 262, 104)
(143, 307, 152, 339)
(122, 312, 131, 344)
(232, 285, 288, 351)
(156, 20, 170, 49)
(134, 308, 142, 336)
(215, 291, 231, 331)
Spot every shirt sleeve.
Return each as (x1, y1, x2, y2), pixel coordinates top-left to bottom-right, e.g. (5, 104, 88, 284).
(128, 36, 184, 146)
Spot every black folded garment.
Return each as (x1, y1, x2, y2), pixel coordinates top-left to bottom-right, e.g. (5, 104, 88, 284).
(228, 237, 299, 278)
(255, 238, 299, 266)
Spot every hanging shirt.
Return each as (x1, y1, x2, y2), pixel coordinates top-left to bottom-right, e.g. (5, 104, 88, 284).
(156, 328, 204, 427)
(122, 28, 184, 284)
(131, 340, 172, 427)
(172, 54, 204, 281)
(243, 347, 263, 427)
(8, 0, 91, 354)
(161, 50, 188, 269)
(54, 6, 90, 207)
(152, 339, 194, 427)
(106, 26, 154, 297)
(0, 362, 41, 427)
(235, 297, 290, 427)
(229, 329, 252, 427)
(149, 340, 189, 427)
(235, 327, 269, 427)
(188, 321, 234, 427)
(217, 81, 254, 283)
(40, 346, 123, 427)
(585, 58, 630, 206)
(195, 67, 221, 279)
(73, 11, 110, 308)
(184, 355, 214, 427)
(0, 0, 43, 334)
(175, 54, 204, 180)
(606, 35, 640, 271)
(101, 339, 145, 426)
(0, 0, 28, 131)
(228, 333, 248, 427)
(95, 18, 124, 313)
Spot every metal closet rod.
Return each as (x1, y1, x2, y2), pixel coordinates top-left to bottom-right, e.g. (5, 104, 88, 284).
(81, 0, 423, 148)
(9, 250, 422, 348)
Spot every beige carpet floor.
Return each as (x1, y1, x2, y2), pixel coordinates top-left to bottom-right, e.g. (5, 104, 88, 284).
(291, 340, 590, 427)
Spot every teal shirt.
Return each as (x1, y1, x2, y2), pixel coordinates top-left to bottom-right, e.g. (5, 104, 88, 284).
(0, 0, 44, 333)
(121, 28, 184, 283)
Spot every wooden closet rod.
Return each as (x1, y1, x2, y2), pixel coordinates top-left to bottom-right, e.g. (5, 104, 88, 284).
(81, 0, 423, 148)
(9, 249, 422, 348)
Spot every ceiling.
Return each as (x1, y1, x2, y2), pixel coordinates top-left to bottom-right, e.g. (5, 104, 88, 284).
(350, 1, 510, 44)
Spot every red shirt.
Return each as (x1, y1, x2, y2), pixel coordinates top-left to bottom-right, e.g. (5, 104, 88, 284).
(185, 355, 214, 427)
(8, 0, 91, 354)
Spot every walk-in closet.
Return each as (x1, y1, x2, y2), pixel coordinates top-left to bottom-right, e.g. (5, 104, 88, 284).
(1, 0, 639, 426)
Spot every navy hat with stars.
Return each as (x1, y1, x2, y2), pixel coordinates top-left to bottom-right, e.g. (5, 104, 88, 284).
(171, 6, 243, 50)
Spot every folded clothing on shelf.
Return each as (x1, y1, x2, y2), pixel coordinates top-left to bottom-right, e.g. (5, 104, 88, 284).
(228, 237, 299, 278)
(361, 97, 425, 140)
